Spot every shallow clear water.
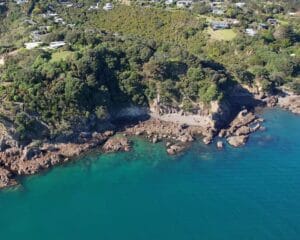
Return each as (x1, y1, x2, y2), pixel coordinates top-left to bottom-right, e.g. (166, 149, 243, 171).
(0, 109, 300, 240)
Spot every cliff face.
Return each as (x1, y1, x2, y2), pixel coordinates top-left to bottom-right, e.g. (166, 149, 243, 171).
(0, 83, 265, 150)
(210, 100, 233, 129)
(0, 120, 18, 150)
(149, 95, 235, 130)
(150, 99, 210, 127)
(147, 82, 269, 131)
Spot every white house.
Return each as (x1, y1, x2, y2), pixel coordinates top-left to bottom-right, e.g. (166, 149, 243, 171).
(210, 2, 223, 8)
(24, 42, 42, 50)
(245, 28, 257, 36)
(38, 26, 51, 32)
(89, 2, 100, 10)
(31, 30, 42, 41)
(59, 0, 73, 7)
(165, 0, 174, 5)
(48, 12, 58, 17)
(267, 18, 278, 26)
(40, 11, 58, 19)
(212, 8, 224, 15)
(67, 23, 75, 28)
(288, 12, 297, 16)
(235, 2, 246, 8)
(54, 16, 66, 25)
(211, 21, 230, 30)
(228, 19, 240, 25)
(103, 3, 113, 11)
(49, 41, 66, 49)
(176, 1, 192, 8)
(15, 0, 28, 5)
(23, 19, 36, 25)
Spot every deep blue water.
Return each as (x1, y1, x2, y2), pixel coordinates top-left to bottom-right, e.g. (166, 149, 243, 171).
(0, 109, 299, 240)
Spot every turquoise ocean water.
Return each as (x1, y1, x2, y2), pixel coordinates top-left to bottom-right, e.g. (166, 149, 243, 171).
(0, 109, 299, 240)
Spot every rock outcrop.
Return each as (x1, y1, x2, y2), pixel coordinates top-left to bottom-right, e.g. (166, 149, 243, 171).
(266, 96, 278, 107)
(218, 109, 262, 147)
(227, 135, 248, 147)
(102, 136, 131, 153)
(0, 167, 17, 188)
(166, 144, 185, 155)
(0, 131, 113, 188)
(278, 94, 300, 114)
(125, 118, 199, 155)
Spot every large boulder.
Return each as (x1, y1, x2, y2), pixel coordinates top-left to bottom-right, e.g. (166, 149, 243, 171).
(178, 134, 194, 143)
(278, 94, 300, 114)
(102, 136, 131, 153)
(152, 135, 159, 144)
(227, 110, 257, 135)
(203, 136, 212, 145)
(0, 168, 10, 187)
(217, 141, 224, 149)
(0, 168, 17, 189)
(166, 144, 184, 155)
(227, 135, 248, 147)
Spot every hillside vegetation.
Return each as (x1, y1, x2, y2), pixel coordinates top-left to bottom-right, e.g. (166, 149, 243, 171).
(89, 6, 208, 50)
(0, 0, 299, 142)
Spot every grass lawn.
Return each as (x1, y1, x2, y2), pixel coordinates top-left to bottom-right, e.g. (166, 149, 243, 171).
(207, 27, 237, 41)
(50, 51, 74, 63)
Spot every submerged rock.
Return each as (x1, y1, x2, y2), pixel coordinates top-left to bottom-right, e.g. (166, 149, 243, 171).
(178, 134, 194, 143)
(217, 141, 224, 149)
(135, 131, 143, 136)
(218, 129, 226, 138)
(152, 136, 159, 144)
(251, 123, 261, 132)
(166, 144, 185, 155)
(203, 136, 212, 145)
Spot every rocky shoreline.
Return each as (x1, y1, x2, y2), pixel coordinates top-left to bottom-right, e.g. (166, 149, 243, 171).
(0, 131, 114, 189)
(124, 108, 263, 152)
(0, 92, 299, 189)
(278, 95, 300, 114)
